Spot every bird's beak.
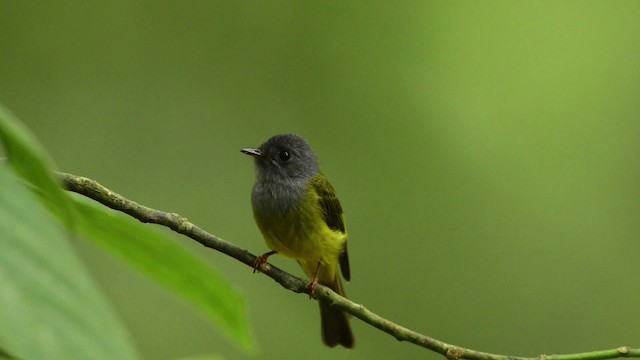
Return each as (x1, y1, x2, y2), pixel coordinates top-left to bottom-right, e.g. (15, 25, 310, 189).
(241, 148, 262, 159)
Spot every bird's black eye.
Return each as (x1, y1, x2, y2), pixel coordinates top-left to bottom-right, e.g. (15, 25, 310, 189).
(278, 150, 291, 162)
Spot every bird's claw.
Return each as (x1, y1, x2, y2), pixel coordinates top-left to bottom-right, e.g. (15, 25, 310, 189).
(253, 251, 277, 273)
(306, 277, 319, 298)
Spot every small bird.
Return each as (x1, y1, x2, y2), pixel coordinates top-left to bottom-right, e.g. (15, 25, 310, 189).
(242, 134, 354, 348)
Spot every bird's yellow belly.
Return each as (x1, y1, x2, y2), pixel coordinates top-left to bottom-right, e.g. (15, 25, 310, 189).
(258, 212, 344, 259)
(253, 193, 346, 277)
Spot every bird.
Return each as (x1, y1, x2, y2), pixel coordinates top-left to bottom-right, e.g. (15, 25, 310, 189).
(241, 134, 354, 348)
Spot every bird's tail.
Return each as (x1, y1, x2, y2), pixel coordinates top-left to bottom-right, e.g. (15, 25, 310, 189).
(319, 275, 354, 348)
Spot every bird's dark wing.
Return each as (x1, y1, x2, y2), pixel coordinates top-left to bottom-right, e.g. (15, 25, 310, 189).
(311, 175, 351, 281)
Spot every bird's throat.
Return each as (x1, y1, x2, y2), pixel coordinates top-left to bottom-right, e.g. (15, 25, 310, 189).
(251, 177, 308, 214)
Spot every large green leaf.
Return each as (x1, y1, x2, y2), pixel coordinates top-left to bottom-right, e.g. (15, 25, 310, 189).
(0, 346, 18, 359)
(0, 166, 140, 360)
(71, 195, 255, 351)
(0, 104, 74, 230)
(0, 103, 254, 351)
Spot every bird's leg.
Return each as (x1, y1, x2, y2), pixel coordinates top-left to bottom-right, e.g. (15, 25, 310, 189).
(253, 250, 277, 273)
(305, 262, 322, 298)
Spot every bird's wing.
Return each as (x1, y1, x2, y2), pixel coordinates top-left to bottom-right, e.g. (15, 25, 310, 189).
(311, 175, 351, 281)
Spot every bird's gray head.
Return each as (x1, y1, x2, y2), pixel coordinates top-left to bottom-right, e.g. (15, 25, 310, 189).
(242, 134, 320, 212)
(241, 134, 320, 184)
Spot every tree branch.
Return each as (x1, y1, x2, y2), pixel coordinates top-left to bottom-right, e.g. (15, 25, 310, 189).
(57, 172, 639, 360)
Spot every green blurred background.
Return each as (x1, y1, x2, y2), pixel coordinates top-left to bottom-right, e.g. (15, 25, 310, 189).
(1, 1, 639, 359)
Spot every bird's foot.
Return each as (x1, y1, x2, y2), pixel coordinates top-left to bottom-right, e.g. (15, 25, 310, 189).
(305, 262, 322, 298)
(305, 277, 319, 298)
(253, 250, 277, 273)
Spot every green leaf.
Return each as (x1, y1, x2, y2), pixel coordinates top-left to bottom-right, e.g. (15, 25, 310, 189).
(71, 195, 256, 351)
(0, 166, 140, 360)
(0, 104, 75, 230)
(0, 345, 18, 359)
(0, 103, 254, 351)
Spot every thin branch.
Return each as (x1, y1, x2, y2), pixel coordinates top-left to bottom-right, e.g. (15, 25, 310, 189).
(57, 172, 639, 360)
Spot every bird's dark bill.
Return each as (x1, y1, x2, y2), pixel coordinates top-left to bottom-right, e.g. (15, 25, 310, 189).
(241, 148, 262, 158)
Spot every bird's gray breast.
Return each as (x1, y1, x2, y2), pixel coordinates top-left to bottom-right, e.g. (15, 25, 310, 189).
(251, 177, 308, 214)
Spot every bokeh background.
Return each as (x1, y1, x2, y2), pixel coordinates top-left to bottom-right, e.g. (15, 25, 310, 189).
(1, 2, 639, 359)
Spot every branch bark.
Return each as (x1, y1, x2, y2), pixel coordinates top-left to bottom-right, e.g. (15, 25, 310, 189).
(57, 172, 639, 360)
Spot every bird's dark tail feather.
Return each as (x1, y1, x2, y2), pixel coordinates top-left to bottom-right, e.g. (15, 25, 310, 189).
(319, 302, 354, 348)
(319, 277, 354, 348)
